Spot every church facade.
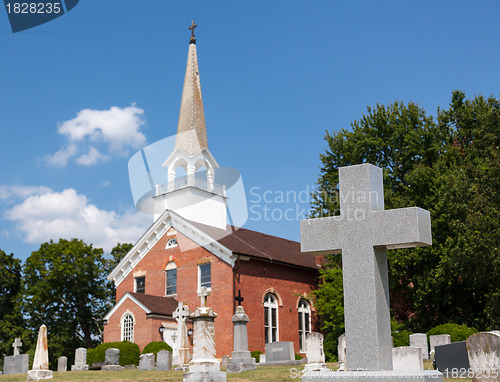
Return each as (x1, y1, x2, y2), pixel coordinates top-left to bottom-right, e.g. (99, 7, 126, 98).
(103, 26, 321, 358)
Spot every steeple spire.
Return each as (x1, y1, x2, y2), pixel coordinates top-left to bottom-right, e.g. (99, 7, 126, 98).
(175, 20, 208, 157)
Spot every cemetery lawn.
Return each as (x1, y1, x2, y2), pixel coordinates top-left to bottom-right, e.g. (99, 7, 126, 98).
(0, 362, 471, 381)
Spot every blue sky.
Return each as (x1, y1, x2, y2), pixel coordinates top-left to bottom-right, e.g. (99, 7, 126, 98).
(1, 1, 499, 262)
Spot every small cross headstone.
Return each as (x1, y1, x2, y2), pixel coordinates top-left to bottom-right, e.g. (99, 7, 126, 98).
(198, 286, 210, 308)
(235, 290, 244, 306)
(301, 163, 432, 371)
(12, 338, 22, 356)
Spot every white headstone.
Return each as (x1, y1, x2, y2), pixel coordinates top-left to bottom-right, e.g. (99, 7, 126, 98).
(156, 350, 172, 371)
(409, 334, 429, 359)
(12, 338, 22, 356)
(27, 324, 53, 381)
(301, 163, 432, 371)
(173, 301, 191, 368)
(337, 333, 346, 370)
(71, 347, 88, 371)
(303, 332, 328, 373)
(392, 347, 424, 371)
(138, 353, 155, 370)
(429, 334, 451, 353)
(466, 331, 500, 382)
(57, 357, 67, 372)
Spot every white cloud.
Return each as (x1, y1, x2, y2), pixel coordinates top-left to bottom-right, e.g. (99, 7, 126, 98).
(47, 105, 146, 167)
(6, 188, 151, 252)
(0, 185, 53, 201)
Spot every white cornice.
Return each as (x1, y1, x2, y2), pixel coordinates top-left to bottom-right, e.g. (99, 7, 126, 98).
(103, 292, 151, 321)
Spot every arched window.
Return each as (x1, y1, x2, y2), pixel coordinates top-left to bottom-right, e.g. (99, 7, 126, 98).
(264, 293, 278, 344)
(298, 299, 311, 352)
(165, 261, 177, 295)
(121, 313, 134, 342)
(166, 238, 178, 249)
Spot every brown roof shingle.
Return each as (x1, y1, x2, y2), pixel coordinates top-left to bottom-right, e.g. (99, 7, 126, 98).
(129, 292, 178, 317)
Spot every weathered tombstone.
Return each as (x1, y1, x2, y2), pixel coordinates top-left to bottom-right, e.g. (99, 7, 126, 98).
(434, 341, 469, 374)
(71, 347, 88, 371)
(138, 353, 155, 370)
(173, 301, 191, 370)
(264, 341, 295, 362)
(303, 332, 328, 373)
(409, 334, 429, 359)
(101, 348, 123, 371)
(3, 354, 29, 375)
(27, 324, 53, 381)
(57, 356, 67, 372)
(429, 335, 451, 353)
(337, 333, 346, 370)
(466, 331, 500, 382)
(300, 163, 442, 382)
(227, 305, 256, 373)
(183, 287, 226, 381)
(259, 354, 266, 363)
(156, 350, 172, 371)
(392, 347, 423, 371)
(221, 355, 230, 368)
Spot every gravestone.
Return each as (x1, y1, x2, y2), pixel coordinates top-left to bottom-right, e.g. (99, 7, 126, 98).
(429, 335, 451, 353)
(300, 163, 442, 382)
(434, 341, 469, 374)
(410, 334, 429, 359)
(12, 338, 22, 356)
(392, 347, 423, 371)
(303, 332, 328, 373)
(259, 354, 266, 363)
(156, 350, 172, 371)
(183, 287, 226, 381)
(71, 347, 88, 371)
(466, 331, 500, 382)
(57, 356, 67, 372)
(227, 305, 256, 373)
(138, 353, 155, 370)
(221, 355, 230, 368)
(27, 324, 53, 381)
(101, 348, 123, 371)
(337, 333, 346, 370)
(265, 342, 295, 362)
(3, 354, 29, 375)
(173, 301, 191, 369)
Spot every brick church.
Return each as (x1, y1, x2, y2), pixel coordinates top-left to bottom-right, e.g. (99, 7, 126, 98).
(103, 25, 321, 358)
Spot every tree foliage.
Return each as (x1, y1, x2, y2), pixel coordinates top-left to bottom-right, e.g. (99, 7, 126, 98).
(311, 91, 499, 340)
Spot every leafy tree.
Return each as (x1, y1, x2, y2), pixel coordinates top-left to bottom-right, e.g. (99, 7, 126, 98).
(310, 92, 499, 341)
(105, 242, 133, 304)
(22, 239, 111, 366)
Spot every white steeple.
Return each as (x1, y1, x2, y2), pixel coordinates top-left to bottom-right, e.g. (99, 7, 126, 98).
(153, 22, 227, 229)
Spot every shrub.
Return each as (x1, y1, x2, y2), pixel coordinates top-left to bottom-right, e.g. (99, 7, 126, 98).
(295, 353, 303, 360)
(426, 323, 478, 343)
(393, 330, 413, 347)
(251, 350, 262, 363)
(141, 341, 173, 357)
(87, 341, 140, 366)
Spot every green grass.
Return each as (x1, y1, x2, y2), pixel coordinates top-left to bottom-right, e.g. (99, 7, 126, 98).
(0, 362, 472, 382)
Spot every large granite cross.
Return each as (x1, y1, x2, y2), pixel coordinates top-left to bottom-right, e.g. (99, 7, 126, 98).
(12, 337, 22, 356)
(301, 163, 432, 371)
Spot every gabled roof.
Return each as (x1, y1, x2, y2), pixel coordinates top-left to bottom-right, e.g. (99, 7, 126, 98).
(103, 292, 177, 321)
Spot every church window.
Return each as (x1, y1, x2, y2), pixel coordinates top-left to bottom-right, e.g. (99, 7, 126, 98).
(135, 276, 145, 293)
(166, 238, 178, 248)
(121, 313, 134, 342)
(165, 261, 177, 295)
(198, 263, 211, 290)
(298, 298, 311, 352)
(264, 293, 278, 344)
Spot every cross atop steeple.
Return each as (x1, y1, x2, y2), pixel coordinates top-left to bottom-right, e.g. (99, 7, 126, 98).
(189, 20, 197, 44)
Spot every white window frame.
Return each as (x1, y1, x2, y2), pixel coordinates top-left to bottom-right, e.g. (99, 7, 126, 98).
(298, 299, 312, 352)
(121, 312, 135, 342)
(165, 261, 177, 296)
(134, 275, 145, 293)
(264, 293, 279, 344)
(197, 263, 211, 292)
(166, 238, 178, 249)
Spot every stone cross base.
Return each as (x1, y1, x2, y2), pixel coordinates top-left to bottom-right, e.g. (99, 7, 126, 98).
(227, 357, 256, 373)
(101, 365, 124, 371)
(27, 370, 53, 381)
(302, 370, 443, 382)
(70, 365, 89, 371)
(183, 371, 227, 382)
(303, 362, 329, 373)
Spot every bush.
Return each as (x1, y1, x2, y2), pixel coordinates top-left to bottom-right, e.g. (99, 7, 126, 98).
(251, 350, 262, 363)
(393, 330, 413, 347)
(426, 323, 478, 343)
(87, 341, 140, 366)
(295, 353, 303, 360)
(141, 341, 173, 357)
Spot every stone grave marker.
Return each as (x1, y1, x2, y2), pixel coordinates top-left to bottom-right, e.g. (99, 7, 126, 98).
(259, 354, 266, 363)
(264, 341, 295, 362)
(300, 163, 442, 382)
(3, 353, 29, 375)
(303, 332, 328, 373)
(71, 347, 88, 371)
(410, 333, 429, 359)
(138, 353, 155, 370)
(337, 333, 346, 370)
(429, 335, 451, 353)
(392, 347, 423, 371)
(466, 331, 500, 382)
(434, 341, 469, 374)
(173, 301, 191, 369)
(227, 305, 256, 373)
(156, 350, 172, 371)
(57, 356, 67, 372)
(221, 355, 230, 368)
(101, 348, 123, 371)
(12, 338, 22, 356)
(27, 324, 53, 381)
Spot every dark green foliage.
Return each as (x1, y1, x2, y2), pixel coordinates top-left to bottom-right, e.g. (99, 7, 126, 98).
(87, 341, 140, 366)
(392, 330, 413, 347)
(251, 350, 262, 363)
(141, 341, 173, 356)
(426, 323, 477, 343)
(295, 353, 303, 360)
